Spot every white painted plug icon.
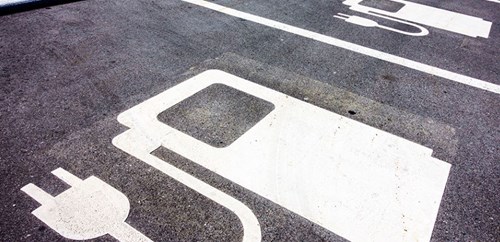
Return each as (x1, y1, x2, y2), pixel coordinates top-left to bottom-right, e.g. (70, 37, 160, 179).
(21, 168, 152, 242)
(334, 13, 379, 27)
(334, 13, 429, 36)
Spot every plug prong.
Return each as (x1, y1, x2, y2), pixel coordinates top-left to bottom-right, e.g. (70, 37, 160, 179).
(333, 13, 351, 20)
(52, 168, 82, 186)
(21, 183, 54, 204)
(334, 13, 350, 20)
(333, 15, 347, 20)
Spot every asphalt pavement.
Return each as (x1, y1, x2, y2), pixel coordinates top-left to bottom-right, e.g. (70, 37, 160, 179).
(0, 0, 499, 241)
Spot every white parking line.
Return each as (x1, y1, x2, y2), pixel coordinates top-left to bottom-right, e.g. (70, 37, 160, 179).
(181, 0, 500, 95)
(0, 0, 31, 6)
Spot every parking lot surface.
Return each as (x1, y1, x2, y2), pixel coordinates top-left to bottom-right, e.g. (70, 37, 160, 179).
(1, 0, 499, 241)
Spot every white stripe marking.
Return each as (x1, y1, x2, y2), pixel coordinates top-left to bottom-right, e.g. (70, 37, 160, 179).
(181, 0, 500, 95)
(0, 0, 31, 6)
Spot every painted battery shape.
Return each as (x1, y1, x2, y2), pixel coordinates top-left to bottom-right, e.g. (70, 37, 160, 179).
(113, 70, 451, 242)
(341, 0, 492, 38)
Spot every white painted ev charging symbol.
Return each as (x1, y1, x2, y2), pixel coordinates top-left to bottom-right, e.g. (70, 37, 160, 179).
(21, 168, 152, 242)
(336, 0, 492, 38)
(113, 70, 451, 242)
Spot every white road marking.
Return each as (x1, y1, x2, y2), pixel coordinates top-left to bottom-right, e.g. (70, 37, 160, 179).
(0, 0, 30, 6)
(21, 168, 152, 242)
(21, 184, 54, 204)
(114, 70, 452, 242)
(181, 0, 500, 95)
(342, 0, 492, 38)
(112, 132, 262, 241)
(334, 12, 430, 36)
(51, 167, 82, 186)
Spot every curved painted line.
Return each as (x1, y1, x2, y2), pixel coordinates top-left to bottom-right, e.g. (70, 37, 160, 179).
(112, 131, 261, 242)
(366, 11, 430, 36)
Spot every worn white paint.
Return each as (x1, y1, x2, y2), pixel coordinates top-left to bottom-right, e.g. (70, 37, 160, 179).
(342, 0, 492, 38)
(113, 70, 451, 242)
(21, 168, 152, 242)
(181, 0, 500, 95)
